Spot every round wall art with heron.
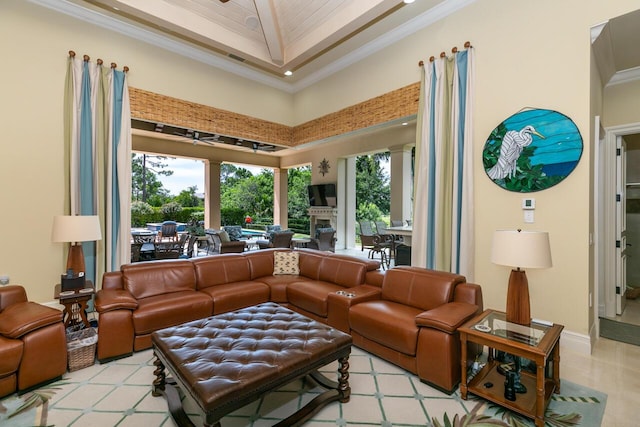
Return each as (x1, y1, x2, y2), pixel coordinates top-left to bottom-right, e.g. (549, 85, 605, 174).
(483, 108, 583, 192)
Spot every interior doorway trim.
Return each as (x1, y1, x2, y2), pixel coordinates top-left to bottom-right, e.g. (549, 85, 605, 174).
(602, 121, 640, 319)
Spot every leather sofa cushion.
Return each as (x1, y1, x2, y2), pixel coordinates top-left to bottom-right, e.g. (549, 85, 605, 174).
(257, 275, 304, 302)
(123, 260, 196, 300)
(318, 257, 366, 288)
(193, 255, 252, 288)
(381, 267, 464, 311)
(287, 281, 344, 317)
(0, 302, 62, 339)
(132, 291, 213, 335)
(199, 281, 270, 314)
(0, 335, 22, 376)
(246, 251, 275, 279)
(298, 251, 325, 280)
(349, 300, 422, 356)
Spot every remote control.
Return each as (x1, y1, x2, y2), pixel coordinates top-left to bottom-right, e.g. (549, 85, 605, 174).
(532, 318, 553, 326)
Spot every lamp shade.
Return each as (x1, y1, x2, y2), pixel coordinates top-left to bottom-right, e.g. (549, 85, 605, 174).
(51, 215, 102, 243)
(491, 230, 552, 269)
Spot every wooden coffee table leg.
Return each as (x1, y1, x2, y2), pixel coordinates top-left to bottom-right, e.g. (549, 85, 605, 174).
(153, 352, 199, 427)
(152, 353, 166, 397)
(337, 356, 351, 402)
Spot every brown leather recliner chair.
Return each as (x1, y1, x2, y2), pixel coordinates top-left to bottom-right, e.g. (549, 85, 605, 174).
(349, 266, 483, 393)
(0, 285, 67, 398)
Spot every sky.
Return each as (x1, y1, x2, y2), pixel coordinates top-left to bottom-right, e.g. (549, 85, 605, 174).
(156, 156, 390, 196)
(158, 157, 264, 196)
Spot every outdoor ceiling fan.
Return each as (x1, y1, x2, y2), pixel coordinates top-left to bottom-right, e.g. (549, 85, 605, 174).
(253, 142, 276, 152)
(176, 129, 218, 146)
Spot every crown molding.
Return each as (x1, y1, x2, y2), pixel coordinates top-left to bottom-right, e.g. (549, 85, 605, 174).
(28, 0, 293, 92)
(29, 0, 474, 94)
(607, 65, 640, 87)
(292, 0, 477, 92)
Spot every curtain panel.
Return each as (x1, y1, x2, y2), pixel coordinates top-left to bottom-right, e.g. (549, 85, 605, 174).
(64, 54, 131, 282)
(412, 48, 475, 279)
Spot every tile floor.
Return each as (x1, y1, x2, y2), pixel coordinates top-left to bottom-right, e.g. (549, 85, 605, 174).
(45, 347, 473, 426)
(34, 337, 637, 426)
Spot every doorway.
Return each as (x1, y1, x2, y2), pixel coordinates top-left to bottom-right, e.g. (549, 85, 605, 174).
(599, 127, 640, 345)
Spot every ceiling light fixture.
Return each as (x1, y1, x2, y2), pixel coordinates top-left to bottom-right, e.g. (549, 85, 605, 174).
(284, 70, 293, 76)
(404, 0, 415, 3)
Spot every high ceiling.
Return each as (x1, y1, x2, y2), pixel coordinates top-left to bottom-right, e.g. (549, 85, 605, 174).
(58, 0, 456, 88)
(35, 1, 640, 153)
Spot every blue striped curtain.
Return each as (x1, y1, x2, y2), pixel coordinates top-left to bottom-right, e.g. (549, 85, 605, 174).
(64, 54, 132, 283)
(412, 47, 475, 278)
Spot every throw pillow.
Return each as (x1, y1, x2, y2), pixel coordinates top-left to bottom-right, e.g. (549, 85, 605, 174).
(218, 230, 230, 243)
(273, 251, 300, 275)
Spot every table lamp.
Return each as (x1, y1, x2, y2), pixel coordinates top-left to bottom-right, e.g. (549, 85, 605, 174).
(51, 215, 102, 275)
(491, 229, 552, 325)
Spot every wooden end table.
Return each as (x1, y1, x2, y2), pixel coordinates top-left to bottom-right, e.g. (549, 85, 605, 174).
(459, 309, 563, 427)
(54, 281, 95, 328)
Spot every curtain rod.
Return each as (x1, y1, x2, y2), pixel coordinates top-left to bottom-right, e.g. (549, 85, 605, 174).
(68, 50, 129, 72)
(418, 41, 472, 67)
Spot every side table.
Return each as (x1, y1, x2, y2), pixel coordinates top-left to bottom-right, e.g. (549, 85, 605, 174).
(54, 281, 95, 329)
(459, 309, 563, 427)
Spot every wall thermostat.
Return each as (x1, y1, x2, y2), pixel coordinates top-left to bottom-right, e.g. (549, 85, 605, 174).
(522, 198, 535, 210)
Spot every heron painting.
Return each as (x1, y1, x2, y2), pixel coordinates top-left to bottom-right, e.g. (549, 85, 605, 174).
(483, 108, 583, 192)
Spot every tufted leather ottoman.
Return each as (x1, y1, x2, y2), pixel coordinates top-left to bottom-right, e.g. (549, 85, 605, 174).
(151, 302, 352, 427)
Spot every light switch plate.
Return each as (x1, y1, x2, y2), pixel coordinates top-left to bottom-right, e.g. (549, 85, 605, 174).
(524, 210, 534, 223)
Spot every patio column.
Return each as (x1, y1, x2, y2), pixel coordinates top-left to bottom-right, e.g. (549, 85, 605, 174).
(337, 157, 356, 250)
(389, 144, 413, 224)
(204, 160, 221, 229)
(274, 168, 288, 229)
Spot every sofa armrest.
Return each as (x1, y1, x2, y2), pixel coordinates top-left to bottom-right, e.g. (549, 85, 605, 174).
(415, 302, 479, 334)
(0, 302, 62, 339)
(95, 290, 138, 313)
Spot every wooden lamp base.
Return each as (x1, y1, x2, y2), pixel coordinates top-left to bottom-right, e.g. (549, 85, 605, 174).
(66, 243, 86, 275)
(506, 268, 530, 325)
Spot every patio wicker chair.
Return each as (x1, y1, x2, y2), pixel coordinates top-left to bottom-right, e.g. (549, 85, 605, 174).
(258, 230, 294, 249)
(307, 227, 337, 252)
(357, 220, 390, 268)
(158, 221, 178, 241)
(154, 233, 187, 259)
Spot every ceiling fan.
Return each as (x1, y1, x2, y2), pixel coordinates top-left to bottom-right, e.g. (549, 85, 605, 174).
(178, 129, 218, 146)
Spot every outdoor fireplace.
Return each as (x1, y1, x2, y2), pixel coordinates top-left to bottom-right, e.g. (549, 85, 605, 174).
(308, 207, 338, 236)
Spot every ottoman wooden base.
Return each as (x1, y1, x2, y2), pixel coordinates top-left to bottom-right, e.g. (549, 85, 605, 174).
(151, 303, 352, 427)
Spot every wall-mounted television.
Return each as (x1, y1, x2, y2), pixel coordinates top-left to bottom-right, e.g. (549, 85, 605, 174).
(308, 183, 337, 207)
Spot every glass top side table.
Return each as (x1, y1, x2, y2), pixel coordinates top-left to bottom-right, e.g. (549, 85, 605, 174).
(459, 309, 563, 427)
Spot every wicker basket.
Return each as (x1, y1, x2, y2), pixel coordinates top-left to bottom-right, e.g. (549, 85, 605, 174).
(66, 327, 97, 372)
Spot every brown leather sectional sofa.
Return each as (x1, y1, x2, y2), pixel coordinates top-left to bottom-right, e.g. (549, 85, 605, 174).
(95, 248, 482, 393)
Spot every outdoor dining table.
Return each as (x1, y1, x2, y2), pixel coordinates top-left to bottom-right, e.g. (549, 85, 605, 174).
(385, 225, 413, 246)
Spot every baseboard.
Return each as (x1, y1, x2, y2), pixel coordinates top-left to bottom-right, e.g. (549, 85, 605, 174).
(42, 300, 64, 310)
(561, 329, 592, 355)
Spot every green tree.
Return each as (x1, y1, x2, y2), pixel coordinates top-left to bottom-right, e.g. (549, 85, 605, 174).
(221, 169, 274, 220)
(356, 153, 390, 215)
(131, 153, 173, 204)
(174, 185, 201, 207)
(288, 166, 311, 219)
(288, 166, 312, 233)
(221, 163, 253, 185)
